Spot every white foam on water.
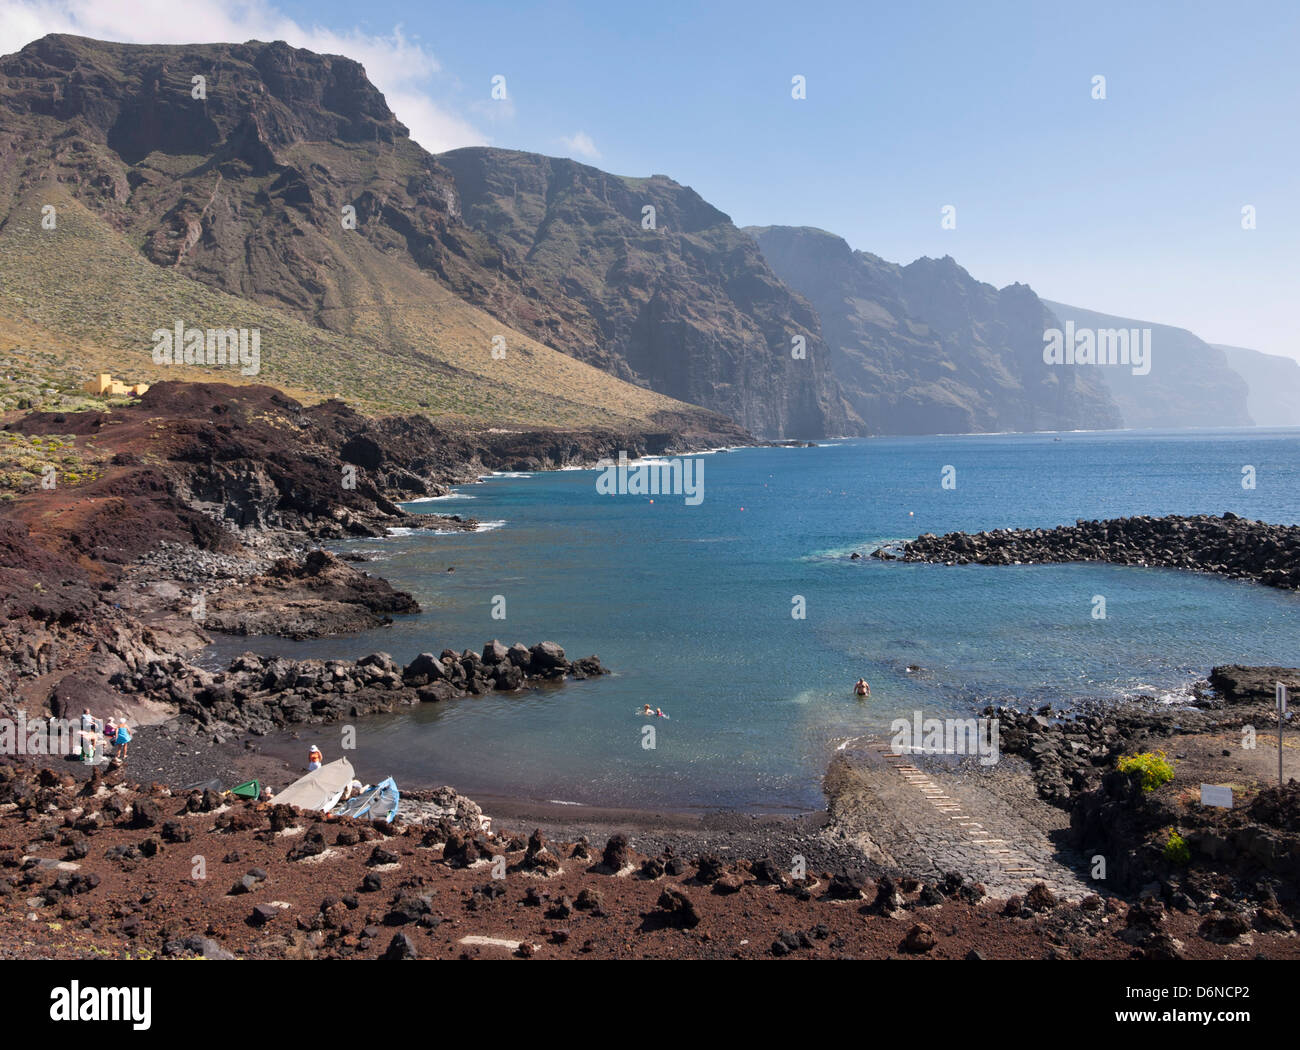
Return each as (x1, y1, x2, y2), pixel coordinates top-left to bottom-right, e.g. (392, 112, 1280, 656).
(403, 493, 477, 504)
(479, 471, 534, 479)
(1117, 679, 1200, 707)
(546, 799, 582, 806)
(474, 520, 507, 532)
(804, 536, 910, 560)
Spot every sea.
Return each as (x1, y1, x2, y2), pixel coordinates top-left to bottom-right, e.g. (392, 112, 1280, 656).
(202, 428, 1300, 813)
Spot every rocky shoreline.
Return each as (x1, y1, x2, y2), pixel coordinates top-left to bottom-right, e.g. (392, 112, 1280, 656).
(2, 381, 1297, 960)
(3, 673, 1297, 961)
(872, 513, 1300, 590)
(987, 672, 1299, 909)
(0, 381, 710, 723)
(114, 640, 608, 738)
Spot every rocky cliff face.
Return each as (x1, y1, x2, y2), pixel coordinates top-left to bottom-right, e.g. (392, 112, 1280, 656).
(437, 149, 855, 439)
(1043, 303, 1252, 429)
(748, 226, 1122, 434)
(1215, 345, 1300, 427)
(0, 35, 842, 440)
(0, 35, 431, 308)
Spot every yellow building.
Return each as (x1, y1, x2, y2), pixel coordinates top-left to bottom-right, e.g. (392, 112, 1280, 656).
(81, 373, 149, 397)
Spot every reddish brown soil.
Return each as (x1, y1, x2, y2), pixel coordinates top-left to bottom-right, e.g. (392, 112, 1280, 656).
(3, 769, 1296, 961)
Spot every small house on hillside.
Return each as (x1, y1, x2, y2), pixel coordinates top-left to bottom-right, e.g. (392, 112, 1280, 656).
(81, 373, 148, 397)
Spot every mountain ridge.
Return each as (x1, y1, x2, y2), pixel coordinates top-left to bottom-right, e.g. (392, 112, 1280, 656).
(1043, 301, 1253, 429)
(0, 34, 848, 440)
(747, 225, 1122, 434)
(0, 34, 1276, 441)
(1215, 344, 1300, 427)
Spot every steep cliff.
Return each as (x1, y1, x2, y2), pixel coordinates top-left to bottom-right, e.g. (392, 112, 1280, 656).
(749, 226, 1121, 434)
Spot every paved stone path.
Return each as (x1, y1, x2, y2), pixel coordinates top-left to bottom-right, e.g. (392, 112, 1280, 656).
(827, 736, 1097, 901)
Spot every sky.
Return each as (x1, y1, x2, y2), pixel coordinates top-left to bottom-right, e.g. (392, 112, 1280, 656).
(2, 0, 1296, 359)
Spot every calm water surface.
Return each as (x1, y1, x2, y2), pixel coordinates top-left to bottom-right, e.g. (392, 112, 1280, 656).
(205, 429, 1300, 812)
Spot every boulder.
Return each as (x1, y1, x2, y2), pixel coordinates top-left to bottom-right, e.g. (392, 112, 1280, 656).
(1025, 882, 1058, 912)
(714, 871, 746, 894)
(164, 936, 236, 960)
(902, 923, 937, 953)
(826, 873, 866, 901)
(575, 888, 605, 915)
(490, 663, 524, 691)
(529, 641, 567, 672)
(442, 831, 479, 868)
(402, 652, 446, 685)
(1199, 911, 1251, 943)
(694, 854, 726, 884)
(656, 887, 700, 928)
(380, 933, 418, 960)
(601, 834, 630, 871)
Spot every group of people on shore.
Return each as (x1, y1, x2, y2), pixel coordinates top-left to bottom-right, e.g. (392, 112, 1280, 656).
(78, 709, 131, 765)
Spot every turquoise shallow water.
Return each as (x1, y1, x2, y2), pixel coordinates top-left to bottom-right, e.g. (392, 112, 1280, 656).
(206, 428, 1300, 812)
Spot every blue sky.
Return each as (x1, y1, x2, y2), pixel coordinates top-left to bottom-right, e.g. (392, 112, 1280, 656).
(3, 0, 1297, 359)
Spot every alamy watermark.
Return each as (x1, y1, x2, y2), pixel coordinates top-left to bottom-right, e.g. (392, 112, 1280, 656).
(50, 982, 151, 1030)
(0, 713, 79, 755)
(890, 712, 1001, 766)
(151, 320, 261, 376)
(1043, 321, 1151, 376)
(595, 451, 704, 506)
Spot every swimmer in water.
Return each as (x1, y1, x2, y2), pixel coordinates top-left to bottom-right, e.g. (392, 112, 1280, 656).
(854, 678, 871, 699)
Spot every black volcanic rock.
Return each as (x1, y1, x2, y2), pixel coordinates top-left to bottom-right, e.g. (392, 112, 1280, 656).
(881, 513, 1300, 590)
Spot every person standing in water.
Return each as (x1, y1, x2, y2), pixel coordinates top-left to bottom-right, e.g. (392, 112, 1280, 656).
(854, 678, 871, 699)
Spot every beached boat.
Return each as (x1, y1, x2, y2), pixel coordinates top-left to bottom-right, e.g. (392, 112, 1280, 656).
(332, 777, 400, 823)
(272, 758, 354, 814)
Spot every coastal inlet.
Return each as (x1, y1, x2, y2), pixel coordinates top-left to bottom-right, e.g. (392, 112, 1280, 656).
(202, 432, 1300, 811)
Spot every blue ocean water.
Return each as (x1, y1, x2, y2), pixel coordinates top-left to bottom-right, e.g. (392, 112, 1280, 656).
(207, 429, 1300, 812)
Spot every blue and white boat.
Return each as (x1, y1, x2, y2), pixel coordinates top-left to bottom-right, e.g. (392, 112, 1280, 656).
(330, 777, 400, 823)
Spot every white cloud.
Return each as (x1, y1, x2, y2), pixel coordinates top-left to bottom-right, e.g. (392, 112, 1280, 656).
(0, 0, 486, 153)
(560, 131, 600, 160)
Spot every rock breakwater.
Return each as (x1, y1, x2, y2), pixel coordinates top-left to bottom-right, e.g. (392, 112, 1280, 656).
(111, 641, 609, 736)
(874, 513, 1300, 590)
